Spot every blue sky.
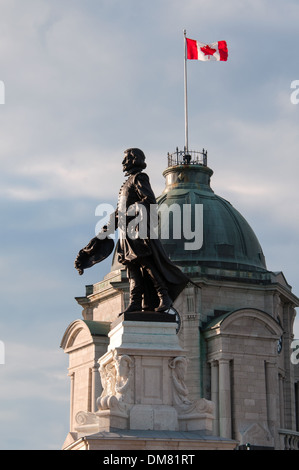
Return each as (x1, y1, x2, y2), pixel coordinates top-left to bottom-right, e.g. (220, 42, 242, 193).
(1, 0, 299, 449)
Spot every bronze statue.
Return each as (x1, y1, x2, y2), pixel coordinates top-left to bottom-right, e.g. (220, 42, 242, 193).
(75, 148, 189, 313)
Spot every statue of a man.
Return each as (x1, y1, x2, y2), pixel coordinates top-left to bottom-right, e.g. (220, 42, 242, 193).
(75, 148, 189, 313)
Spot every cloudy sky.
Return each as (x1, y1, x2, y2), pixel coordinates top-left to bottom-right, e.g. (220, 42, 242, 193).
(1, 0, 299, 449)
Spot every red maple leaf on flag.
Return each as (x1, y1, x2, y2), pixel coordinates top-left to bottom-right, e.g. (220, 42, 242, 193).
(200, 44, 217, 57)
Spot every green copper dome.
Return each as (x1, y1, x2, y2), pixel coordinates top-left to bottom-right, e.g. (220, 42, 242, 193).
(156, 154, 267, 276)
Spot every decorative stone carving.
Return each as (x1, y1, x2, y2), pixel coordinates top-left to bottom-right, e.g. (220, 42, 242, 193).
(97, 351, 134, 410)
(169, 356, 214, 432)
(75, 319, 215, 435)
(114, 353, 134, 402)
(240, 422, 274, 448)
(169, 357, 193, 408)
(75, 410, 99, 427)
(75, 351, 134, 433)
(98, 361, 116, 408)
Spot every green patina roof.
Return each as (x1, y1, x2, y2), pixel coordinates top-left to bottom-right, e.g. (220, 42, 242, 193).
(156, 163, 267, 274)
(203, 310, 235, 330)
(83, 320, 110, 336)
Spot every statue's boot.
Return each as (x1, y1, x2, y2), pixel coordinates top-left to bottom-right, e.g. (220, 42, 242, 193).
(123, 265, 143, 313)
(140, 259, 173, 313)
(155, 289, 173, 312)
(123, 301, 142, 313)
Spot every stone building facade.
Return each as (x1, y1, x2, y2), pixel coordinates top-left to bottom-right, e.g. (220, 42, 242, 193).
(61, 151, 299, 449)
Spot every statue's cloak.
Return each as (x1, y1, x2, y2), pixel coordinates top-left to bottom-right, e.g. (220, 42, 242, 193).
(75, 171, 190, 306)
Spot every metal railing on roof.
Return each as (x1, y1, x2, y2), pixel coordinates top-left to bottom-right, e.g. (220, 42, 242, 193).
(167, 147, 208, 168)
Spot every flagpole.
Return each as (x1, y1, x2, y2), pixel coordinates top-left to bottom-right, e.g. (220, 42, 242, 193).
(183, 29, 188, 154)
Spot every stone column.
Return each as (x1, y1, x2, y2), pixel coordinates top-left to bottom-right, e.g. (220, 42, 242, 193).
(265, 361, 278, 445)
(218, 358, 231, 438)
(68, 371, 75, 431)
(295, 382, 299, 431)
(211, 360, 219, 436)
(279, 374, 285, 428)
(91, 364, 101, 412)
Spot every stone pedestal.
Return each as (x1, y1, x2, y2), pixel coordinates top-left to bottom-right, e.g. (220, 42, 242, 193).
(74, 312, 214, 436)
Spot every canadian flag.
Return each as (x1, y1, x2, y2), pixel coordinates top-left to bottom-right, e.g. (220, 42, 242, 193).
(186, 38, 228, 61)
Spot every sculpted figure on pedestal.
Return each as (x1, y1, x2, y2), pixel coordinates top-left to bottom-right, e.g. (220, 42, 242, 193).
(75, 148, 189, 314)
(169, 356, 214, 418)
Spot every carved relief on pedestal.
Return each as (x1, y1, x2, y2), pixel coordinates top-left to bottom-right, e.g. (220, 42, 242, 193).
(169, 356, 214, 431)
(75, 351, 134, 432)
(97, 351, 134, 411)
(74, 319, 215, 435)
